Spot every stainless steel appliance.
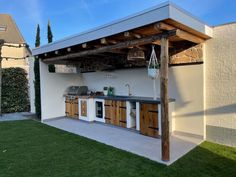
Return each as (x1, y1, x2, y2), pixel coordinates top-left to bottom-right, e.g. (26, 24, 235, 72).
(65, 86, 88, 96)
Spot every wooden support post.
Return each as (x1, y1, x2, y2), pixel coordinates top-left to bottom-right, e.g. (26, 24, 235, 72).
(160, 37, 170, 161)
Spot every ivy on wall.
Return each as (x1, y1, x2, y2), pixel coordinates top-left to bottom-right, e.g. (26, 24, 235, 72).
(2, 68, 30, 113)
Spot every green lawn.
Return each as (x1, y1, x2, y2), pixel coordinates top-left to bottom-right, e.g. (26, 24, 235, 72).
(0, 120, 235, 177)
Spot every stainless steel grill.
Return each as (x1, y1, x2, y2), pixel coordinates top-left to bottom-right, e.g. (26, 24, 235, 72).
(65, 86, 88, 96)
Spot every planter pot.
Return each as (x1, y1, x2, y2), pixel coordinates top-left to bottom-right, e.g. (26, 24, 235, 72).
(148, 68, 159, 78)
(103, 90, 108, 96)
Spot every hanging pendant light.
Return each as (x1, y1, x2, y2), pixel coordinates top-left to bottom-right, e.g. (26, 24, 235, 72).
(127, 47, 145, 61)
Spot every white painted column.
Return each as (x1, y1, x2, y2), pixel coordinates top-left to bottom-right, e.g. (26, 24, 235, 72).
(136, 102, 140, 131)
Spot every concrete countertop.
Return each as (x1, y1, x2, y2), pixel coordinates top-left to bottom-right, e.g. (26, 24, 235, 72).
(93, 95, 175, 104)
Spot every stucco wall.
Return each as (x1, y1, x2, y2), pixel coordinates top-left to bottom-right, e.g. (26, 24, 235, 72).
(29, 57, 35, 113)
(83, 65, 204, 136)
(1, 44, 29, 72)
(40, 61, 84, 120)
(205, 23, 236, 146)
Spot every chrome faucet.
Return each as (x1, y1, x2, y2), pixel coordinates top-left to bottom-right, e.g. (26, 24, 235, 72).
(125, 84, 132, 96)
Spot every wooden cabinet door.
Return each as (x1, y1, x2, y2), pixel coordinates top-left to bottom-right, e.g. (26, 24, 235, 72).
(105, 100, 127, 128)
(73, 98, 79, 118)
(65, 97, 70, 117)
(65, 97, 79, 119)
(117, 101, 127, 128)
(81, 100, 87, 117)
(105, 100, 113, 124)
(140, 103, 159, 138)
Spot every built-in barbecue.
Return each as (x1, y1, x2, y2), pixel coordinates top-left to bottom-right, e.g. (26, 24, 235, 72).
(64, 86, 88, 118)
(65, 86, 88, 97)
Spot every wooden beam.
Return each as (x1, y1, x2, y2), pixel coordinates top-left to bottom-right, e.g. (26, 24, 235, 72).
(152, 40, 173, 48)
(176, 30, 205, 44)
(43, 30, 176, 62)
(160, 37, 170, 162)
(101, 38, 117, 45)
(155, 22, 175, 31)
(124, 31, 142, 39)
(82, 43, 87, 49)
(155, 22, 205, 44)
(67, 48, 72, 52)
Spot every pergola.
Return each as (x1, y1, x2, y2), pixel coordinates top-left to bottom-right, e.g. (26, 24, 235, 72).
(34, 19, 210, 161)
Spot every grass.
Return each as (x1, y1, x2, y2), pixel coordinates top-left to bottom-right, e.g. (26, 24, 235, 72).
(0, 120, 235, 177)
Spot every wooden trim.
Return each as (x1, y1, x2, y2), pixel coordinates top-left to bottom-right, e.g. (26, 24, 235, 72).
(43, 30, 177, 62)
(119, 120, 127, 123)
(105, 117, 111, 120)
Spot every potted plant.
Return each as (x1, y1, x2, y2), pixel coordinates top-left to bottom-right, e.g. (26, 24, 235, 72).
(148, 45, 160, 79)
(103, 87, 108, 96)
(148, 63, 160, 78)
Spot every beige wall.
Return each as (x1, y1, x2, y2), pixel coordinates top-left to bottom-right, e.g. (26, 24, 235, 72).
(1, 43, 29, 72)
(205, 23, 236, 146)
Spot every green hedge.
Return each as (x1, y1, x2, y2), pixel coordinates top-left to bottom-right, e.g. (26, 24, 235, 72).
(2, 67, 30, 113)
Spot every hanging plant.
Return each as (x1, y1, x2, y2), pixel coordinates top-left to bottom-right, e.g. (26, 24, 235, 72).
(148, 45, 160, 79)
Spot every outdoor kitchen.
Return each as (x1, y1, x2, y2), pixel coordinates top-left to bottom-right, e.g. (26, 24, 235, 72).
(63, 85, 175, 138)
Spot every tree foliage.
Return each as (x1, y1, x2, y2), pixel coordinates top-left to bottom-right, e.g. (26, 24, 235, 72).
(34, 24, 41, 118)
(47, 20, 56, 73)
(35, 25, 40, 47)
(47, 20, 53, 43)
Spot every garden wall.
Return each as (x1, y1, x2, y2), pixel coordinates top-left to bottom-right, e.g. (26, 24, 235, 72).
(205, 22, 236, 146)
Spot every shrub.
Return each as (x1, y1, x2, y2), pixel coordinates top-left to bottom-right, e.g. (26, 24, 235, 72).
(2, 67, 30, 113)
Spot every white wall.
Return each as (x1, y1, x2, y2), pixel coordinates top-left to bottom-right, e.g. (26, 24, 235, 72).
(40, 61, 84, 120)
(29, 57, 35, 113)
(205, 23, 236, 146)
(82, 65, 204, 136)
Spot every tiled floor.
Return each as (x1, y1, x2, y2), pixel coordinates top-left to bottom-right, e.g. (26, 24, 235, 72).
(44, 117, 203, 165)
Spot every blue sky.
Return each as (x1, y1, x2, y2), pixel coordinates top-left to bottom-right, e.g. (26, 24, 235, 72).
(1, 0, 236, 48)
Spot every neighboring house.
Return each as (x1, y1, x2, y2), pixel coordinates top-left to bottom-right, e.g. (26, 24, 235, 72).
(0, 14, 31, 71)
(31, 2, 236, 161)
(0, 14, 32, 112)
